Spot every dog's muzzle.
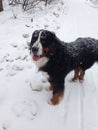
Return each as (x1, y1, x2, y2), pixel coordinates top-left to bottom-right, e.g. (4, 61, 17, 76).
(31, 46, 50, 61)
(31, 47, 41, 61)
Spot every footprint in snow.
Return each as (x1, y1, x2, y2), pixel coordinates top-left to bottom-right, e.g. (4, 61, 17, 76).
(29, 81, 43, 91)
(22, 34, 29, 38)
(12, 100, 38, 120)
(2, 121, 10, 130)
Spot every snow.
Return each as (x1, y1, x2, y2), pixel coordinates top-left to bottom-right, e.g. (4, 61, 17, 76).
(0, 0, 98, 130)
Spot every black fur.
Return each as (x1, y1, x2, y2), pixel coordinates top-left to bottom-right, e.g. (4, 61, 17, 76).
(30, 30, 98, 98)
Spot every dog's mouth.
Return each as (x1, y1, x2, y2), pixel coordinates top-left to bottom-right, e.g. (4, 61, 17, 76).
(32, 48, 50, 61)
(32, 55, 41, 61)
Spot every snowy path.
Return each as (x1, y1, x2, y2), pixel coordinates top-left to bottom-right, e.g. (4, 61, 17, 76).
(0, 0, 98, 130)
(59, 0, 98, 130)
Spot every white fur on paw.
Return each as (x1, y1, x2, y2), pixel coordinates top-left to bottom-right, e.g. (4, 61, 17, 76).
(48, 100, 53, 105)
(79, 79, 84, 83)
(68, 78, 77, 83)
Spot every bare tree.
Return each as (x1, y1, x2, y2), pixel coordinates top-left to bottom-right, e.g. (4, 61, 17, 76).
(9, 0, 52, 11)
(0, 0, 3, 11)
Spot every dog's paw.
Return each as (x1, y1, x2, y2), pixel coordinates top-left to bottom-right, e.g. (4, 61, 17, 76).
(79, 79, 84, 83)
(48, 92, 63, 105)
(48, 100, 53, 105)
(69, 78, 78, 83)
(48, 99, 60, 105)
(46, 85, 53, 91)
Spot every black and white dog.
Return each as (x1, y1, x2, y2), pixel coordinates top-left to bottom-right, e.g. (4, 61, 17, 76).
(30, 29, 98, 105)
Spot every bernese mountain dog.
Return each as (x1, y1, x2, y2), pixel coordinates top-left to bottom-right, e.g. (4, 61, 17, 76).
(29, 29, 98, 105)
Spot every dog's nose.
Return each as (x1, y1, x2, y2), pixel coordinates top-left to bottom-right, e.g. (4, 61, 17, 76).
(32, 47, 38, 54)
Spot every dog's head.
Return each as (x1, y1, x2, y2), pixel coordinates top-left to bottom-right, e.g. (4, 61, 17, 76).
(30, 29, 56, 61)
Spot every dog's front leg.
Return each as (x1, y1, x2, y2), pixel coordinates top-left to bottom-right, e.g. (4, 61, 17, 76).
(50, 80, 64, 105)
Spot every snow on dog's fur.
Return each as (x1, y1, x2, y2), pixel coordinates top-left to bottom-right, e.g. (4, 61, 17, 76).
(30, 29, 98, 105)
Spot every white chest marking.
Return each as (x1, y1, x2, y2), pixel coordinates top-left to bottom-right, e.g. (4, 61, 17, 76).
(35, 57, 49, 68)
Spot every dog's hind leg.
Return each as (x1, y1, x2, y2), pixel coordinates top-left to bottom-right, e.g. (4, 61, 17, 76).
(71, 67, 80, 82)
(71, 66, 85, 82)
(78, 67, 85, 81)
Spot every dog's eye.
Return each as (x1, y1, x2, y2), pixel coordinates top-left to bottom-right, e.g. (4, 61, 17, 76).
(40, 37, 45, 41)
(41, 37, 45, 41)
(32, 35, 38, 42)
(33, 31, 39, 39)
(33, 33, 38, 38)
(40, 37, 46, 46)
(41, 35, 46, 39)
(40, 32, 47, 45)
(33, 35, 37, 39)
(40, 35, 45, 42)
(41, 31, 46, 38)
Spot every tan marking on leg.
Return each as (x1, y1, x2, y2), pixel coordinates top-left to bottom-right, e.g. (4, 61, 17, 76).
(50, 92, 63, 105)
(72, 67, 80, 82)
(48, 77, 52, 82)
(79, 68, 85, 81)
(49, 85, 54, 91)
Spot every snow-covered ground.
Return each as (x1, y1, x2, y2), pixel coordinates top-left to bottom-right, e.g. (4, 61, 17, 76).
(0, 0, 98, 130)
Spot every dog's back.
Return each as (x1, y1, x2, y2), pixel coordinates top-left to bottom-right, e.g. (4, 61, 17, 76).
(68, 37, 98, 70)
